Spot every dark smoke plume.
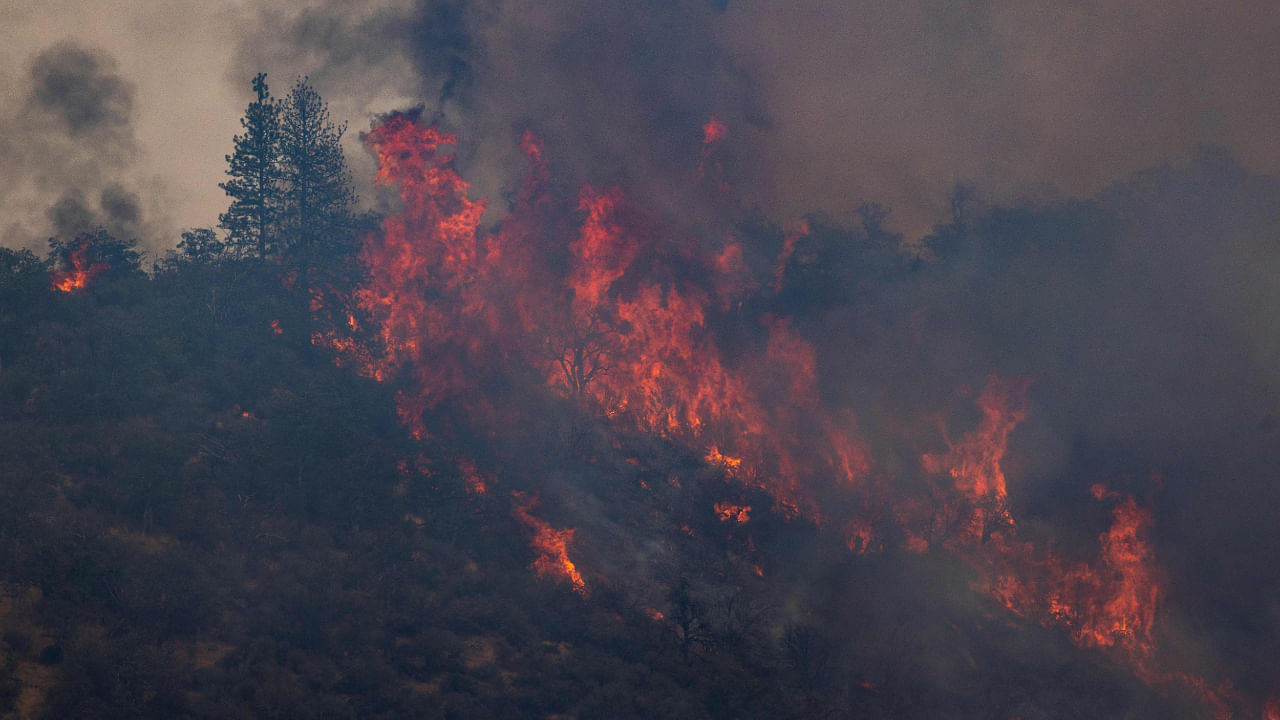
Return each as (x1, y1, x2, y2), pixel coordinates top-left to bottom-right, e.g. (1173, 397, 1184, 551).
(29, 41, 135, 138)
(0, 41, 150, 251)
(233, 0, 1280, 237)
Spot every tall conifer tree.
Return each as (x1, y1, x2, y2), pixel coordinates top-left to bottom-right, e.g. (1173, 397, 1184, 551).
(278, 78, 355, 261)
(219, 73, 282, 258)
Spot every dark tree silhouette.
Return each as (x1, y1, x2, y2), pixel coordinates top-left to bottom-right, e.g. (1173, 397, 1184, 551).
(0, 247, 49, 373)
(176, 228, 225, 264)
(277, 77, 356, 264)
(220, 73, 282, 259)
(48, 227, 142, 284)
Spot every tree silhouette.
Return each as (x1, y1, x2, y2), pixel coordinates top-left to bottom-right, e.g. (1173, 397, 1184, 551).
(0, 247, 48, 372)
(48, 227, 142, 287)
(277, 77, 356, 265)
(220, 73, 281, 259)
(176, 228, 225, 264)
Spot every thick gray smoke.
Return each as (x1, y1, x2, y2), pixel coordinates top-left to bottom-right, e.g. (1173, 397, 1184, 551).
(29, 42, 134, 137)
(229, 0, 1280, 237)
(0, 41, 151, 252)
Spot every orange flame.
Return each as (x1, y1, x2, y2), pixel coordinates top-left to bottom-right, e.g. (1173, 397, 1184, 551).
(311, 113, 1249, 718)
(705, 446, 743, 473)
(919, 378, 1160, 656)
(922, 376, 1028, 503)
(51, 243, 107, 292)
(915, 377, 1195, 705)
(714, 502, 751, 523)
(844, 518, 878, 554)
(920, 375, 1028, 543)
(1032, 493, 1160, 654)
(512, 492, 585, 594)
(320, 114, 872, 514)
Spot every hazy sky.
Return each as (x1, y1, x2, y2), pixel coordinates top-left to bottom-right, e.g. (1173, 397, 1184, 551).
(2, 0, 1278, 252)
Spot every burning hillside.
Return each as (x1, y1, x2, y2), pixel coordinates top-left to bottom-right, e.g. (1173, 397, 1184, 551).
(305, 110, 1278, 718)
(3, 2, 1279, 717)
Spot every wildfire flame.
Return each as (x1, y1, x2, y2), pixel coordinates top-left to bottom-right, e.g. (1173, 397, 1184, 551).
(919, 376, 1028, 544)
(512, 492, 585, 594)
(909, 376, 1252, 713)
(702, 116, 727, 145)
(51, 243, 108, 292)
(309, 113, 1250, 716)
(913, 378, 1160, 655)
(714, 502, 750, 523)
(324, 112, 870, 514)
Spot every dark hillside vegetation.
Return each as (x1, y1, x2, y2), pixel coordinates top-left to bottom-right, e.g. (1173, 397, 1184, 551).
(1, 77, 1276, 718)
(0, 213, 1196, 719)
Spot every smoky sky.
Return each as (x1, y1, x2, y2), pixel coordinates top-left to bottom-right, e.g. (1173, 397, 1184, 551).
(0, 40, 152, 251)
(29, 41, 134, 137)
(224, 0, 1280, 238)
(4, 0, 1279, 247)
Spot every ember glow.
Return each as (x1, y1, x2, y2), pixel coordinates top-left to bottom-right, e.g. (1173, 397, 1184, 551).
(714, 502, 750, 523)
(459, 457, 489, 495)
(698, 115, 728, 187)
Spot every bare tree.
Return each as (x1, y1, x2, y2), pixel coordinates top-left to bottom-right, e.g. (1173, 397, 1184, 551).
(548, 311, 616, 395)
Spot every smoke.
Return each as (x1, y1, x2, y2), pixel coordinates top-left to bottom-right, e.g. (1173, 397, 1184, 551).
(223, 0, 432, 214)
(29, 41, 134, 137)
(229, 0, 1280, 239)
(807, 150, 1280, 699)
(718, 0, 1280, 235)
(0, 41, 152, 252)
(230, 0, 762, 231)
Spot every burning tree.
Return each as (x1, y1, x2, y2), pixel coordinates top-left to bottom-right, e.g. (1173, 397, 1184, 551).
(547, 310, 617, 396)
(48, 227, 141, 292)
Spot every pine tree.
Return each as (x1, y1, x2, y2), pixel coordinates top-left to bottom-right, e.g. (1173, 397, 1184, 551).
(277, 78, 356, 262)
(219, 73, 281, 259)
